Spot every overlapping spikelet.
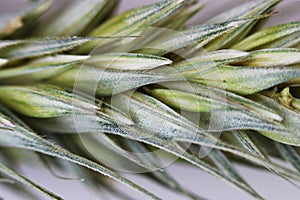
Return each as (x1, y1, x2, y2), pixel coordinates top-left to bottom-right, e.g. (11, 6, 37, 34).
(0, 0, 300, 199)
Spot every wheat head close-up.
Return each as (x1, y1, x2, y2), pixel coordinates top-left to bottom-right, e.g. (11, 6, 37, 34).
(0, 0, 300, 199)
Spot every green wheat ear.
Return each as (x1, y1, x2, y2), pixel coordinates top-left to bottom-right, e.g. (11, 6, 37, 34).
(0, 0, 300, 199)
